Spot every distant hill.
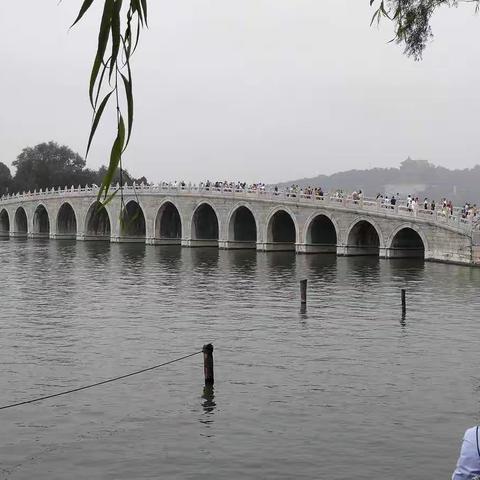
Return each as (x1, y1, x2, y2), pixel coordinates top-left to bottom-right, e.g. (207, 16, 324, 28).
(277, 158, 480, 204)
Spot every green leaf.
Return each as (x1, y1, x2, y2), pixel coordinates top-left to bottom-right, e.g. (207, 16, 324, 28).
(132, 0, 144, 27)
(71, 0, 95, 28)
(93, 56, 111, 109)
(89, 0, 115, 106)
(98, 188, 120, 209)
(109, 0, 123, 80)
(98, 114, 125, 201)
(86, 90, 114, 158)
(132, 15, 141, 54)
(124, 13, 133, 59)
(140, 0, 148, 27)
(380, 1, 389, 19)
(121, 205, 141, 234)
(120, 71, 133, 150)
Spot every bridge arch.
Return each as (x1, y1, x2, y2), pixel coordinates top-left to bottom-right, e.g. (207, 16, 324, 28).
(227, 203, 257, 247)
(154, 200, 182, 243)
(32, 204, 50, 237)
(387, 224, 427, 258)
(345, 217, 384, 256)
(304, 212, 338, 253)
(121, 200, 146, 240)
(0, 209, 9, 236)
(85, 201, 111, 240)
(57, 202, 77, 239)
(266, 207, 298, 251)
(14, 207, 28, 236)
(191, 201, 219, 245)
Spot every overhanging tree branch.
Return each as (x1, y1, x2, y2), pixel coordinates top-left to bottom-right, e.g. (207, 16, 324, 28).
(71, 0, 148, 204)
(370, 0, 479, 59)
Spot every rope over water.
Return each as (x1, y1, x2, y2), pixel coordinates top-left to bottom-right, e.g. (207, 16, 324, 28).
(0, 350, 203, 411)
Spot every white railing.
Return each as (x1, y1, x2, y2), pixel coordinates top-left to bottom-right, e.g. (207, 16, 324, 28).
(0, 183, 476, 234)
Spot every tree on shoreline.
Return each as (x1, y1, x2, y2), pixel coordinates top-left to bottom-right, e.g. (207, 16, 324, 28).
(0, 162, 12, 196)
(13, 142, 85, 192)
(1, 142, 147, 196)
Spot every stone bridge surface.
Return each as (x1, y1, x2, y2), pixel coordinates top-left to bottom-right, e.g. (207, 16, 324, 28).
(0, 184, 477, 265)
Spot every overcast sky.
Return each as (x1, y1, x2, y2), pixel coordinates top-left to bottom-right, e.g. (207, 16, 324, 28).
(1, 1, 480, 183)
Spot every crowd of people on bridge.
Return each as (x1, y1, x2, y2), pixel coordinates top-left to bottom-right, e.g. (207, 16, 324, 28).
(156, 180, 479, 223)
(165, 180, 269, 192)
(282, 185, 324, 197)
(374, 193, 478, 220)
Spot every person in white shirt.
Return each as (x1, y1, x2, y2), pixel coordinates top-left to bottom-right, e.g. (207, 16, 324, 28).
(452, 426, 480, 479)
(407, 194, 412, 211)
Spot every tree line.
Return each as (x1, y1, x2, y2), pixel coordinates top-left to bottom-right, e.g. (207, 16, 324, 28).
(0, 141, 148, 196)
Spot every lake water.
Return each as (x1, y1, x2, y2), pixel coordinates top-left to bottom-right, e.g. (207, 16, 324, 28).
(0, 239, 479, 479)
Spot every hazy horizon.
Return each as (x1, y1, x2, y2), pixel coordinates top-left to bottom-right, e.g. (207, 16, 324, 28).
(2, 1, 480, 183)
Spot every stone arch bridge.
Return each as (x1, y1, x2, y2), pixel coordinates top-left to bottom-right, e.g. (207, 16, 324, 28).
(0, 184, 477, 265)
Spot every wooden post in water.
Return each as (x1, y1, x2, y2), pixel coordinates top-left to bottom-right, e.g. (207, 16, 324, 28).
(401, 289, 406, 314)
(203, 343, 214, 386)
(300, 279, 307, 306)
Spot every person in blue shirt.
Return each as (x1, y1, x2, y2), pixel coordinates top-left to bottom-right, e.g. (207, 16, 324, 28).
(452, 426, 480, 479)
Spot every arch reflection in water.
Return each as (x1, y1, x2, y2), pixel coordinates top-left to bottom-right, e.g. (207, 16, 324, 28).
(385, 257, 425, 282)
(32, 205, 50, 237)
(304, 253, 337, 283)
(227, 249, 257, 275)
(189, 247, 219, 272)
(83, 240, 112, 265)
(266, 251, 296, 275)
(0, 209, 9, 236)
(343, 255, 381, 284)
(152, 245, 183, 272)
(52, 240, 78, 271)
(115, 243, 147, 282)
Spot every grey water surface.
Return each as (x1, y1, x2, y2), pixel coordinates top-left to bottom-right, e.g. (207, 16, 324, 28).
(0, 238, 479, 479)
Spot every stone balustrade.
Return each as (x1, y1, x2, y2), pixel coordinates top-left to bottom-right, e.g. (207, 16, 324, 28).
(0, 183, 477, 265)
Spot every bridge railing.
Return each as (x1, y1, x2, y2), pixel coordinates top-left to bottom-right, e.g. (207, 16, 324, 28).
(0, 183, 476, 233)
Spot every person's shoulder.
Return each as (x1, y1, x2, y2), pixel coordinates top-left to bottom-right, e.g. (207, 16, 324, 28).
(463, 426, 479, 440)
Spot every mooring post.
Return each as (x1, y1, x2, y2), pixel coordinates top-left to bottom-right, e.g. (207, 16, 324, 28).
(203, 343, 214, 386)
(401, 288, 406, 314)
(300, 279, 307, 305)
